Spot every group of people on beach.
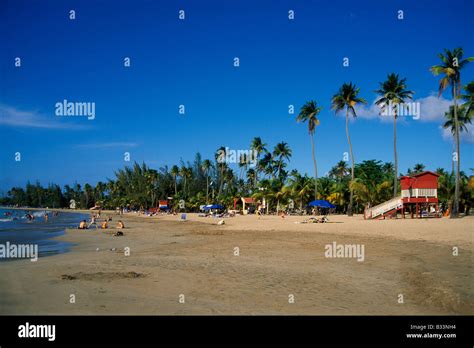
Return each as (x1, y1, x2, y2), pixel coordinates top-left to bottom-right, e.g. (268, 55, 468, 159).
(78, 212, 125, 230)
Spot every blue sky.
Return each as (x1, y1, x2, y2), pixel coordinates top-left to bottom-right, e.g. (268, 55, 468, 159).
(1, 0, 473, 192)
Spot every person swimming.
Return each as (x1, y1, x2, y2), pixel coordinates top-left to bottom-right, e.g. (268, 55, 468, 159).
(117, 220, 125, 229)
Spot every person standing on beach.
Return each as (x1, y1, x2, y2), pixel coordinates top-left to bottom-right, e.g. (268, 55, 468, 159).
(88, 214, 97, 229)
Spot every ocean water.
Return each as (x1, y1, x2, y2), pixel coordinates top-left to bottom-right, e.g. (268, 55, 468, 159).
(0, 208, 87, 260)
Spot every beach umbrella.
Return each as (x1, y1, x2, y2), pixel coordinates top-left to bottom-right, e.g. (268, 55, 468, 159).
(204, 204, 224, 210)
(308, 200, 336, 209)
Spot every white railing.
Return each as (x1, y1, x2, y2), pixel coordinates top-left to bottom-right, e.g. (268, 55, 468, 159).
(366, 197, 403, 219)
(401, 189, 437, 198)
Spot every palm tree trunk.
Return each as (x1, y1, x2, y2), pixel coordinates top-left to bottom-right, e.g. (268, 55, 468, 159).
(218, 167, 224, 195)
(451, 143, 455, 174)
(345, 109, 355, 216)
(174, 177, 177, 195)
(393, 112, 398, 198)
(452, 85, 460, 218)
(206, 175, 209, 203)
(310, 132, 318, 200)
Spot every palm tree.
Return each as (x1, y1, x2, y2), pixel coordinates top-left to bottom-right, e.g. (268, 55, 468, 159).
(145, 169, 159, 207)
(250, 137, 267, 186)
(407, 163, 425, 175)
(201, 159, 212, 203)
(329, 160, 349, 182)
(461, 81, 474, 116)
(215, 146, 227, 195)
(296, 100, 322, 200)
(260, 152, 275, 179)
(431, 48, 473, 217)
(331, 82, 367, 216)
(246, 168, 256, 186)
(375, 73, 414, 198)
(238, 153, 248, 180)
(170, 165, 179, 195)
(444, 105, 472, 134)
(444, 104, 472, 174)
(272, 142, 292, 179)
(179, 166, 188, 197)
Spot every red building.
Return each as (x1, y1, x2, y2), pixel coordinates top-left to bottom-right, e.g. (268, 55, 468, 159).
(365, 171, 440, 219)
(400, 171, 440, 218)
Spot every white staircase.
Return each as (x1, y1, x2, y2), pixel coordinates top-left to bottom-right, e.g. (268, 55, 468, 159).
(365, 197, 403, 219)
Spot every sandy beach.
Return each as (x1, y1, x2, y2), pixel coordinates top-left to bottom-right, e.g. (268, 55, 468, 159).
(0, 211, 472, 315)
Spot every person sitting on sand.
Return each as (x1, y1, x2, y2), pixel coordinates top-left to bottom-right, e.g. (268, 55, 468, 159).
(78, 220, 88, 229)
(117, 220, 124, 229)
(101, 221, 108, 229)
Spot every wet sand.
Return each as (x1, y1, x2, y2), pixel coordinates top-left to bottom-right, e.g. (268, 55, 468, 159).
(0, 212, 472, 315)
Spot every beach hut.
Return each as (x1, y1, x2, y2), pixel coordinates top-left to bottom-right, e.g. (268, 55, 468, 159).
(400, 171, 440, 218)
(233, 197, 257, 214)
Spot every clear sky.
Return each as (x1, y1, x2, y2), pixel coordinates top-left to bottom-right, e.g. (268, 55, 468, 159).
(1, 0, 473, 192)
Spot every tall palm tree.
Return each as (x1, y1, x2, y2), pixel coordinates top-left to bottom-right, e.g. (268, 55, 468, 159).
(215, 146, 227, 195)
(170, 165, 179, 195)
(238, 153, 248, 180)
(296, 100, 322, 199)
(179, 166, 188, 197)
(145, 169, 159, 207)
(201, 159, 212, 203)
(431, 48, 473, 217)
(260, 152, 275, 179)
(272, 142, 292, 179)
(250, 137, 267, 186)
(375, 73, 414, 197)
(331, 82, 367, 216)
